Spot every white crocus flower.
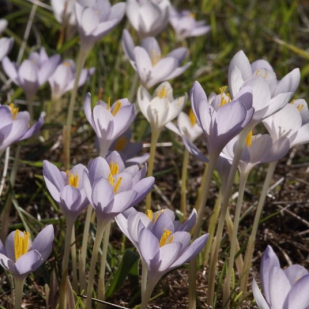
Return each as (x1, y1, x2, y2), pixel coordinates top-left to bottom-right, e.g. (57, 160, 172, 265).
(137, 82, 186, 131)
(51, 0, 77, 26)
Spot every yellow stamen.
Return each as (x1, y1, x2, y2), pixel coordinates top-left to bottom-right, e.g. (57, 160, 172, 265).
(114, 136, 129, 151)
(189, 12, 196, 19)
(220, 95, 229, 107)
(157, 86, 168, 99)
(68, 173, 79, 188)
(159, 229, 173, 247)
(63, 61, 71, 67)
(14, 230, 30, 261)
(219, 86, 227, 94)
(113, 177, 122, 193)
(147, 210, 153, 221)
(189, 109, 197, 126)
(109, 162, 119, 176)
(112, 100, 122, 116)
(297, 104, 304, 112)
(264, 71, 268, 79)
(290, 99, 295, 104)
(107, 97, 111, 110)
(255, 69, 260, 76)
(9, 103, 19, 120)
(108, 173, 115, 187)
(151, 50, 160, 66)
(246, 131, 253, 147)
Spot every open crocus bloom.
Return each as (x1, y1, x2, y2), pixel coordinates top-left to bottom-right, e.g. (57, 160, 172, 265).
(2, 48, 60, 101)
(0, 225, 54, 279)
(137, 82, 186, 131)
(0, 104, 45, 156)
(253, 245, 309, 309)
(228, 50, 300, 125)
(43, 161, 89, 220)
(84, 93, 136, 158)
(169, 7, 210, 41)
(126, 0, 170, 38)
(75, 0, 125, 53)
(116, 209, 208, 290)
(122, 29, 191, 88)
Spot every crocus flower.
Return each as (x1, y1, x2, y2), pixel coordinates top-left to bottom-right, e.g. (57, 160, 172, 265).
(0, 37, 13, 61)
(75, 0, 126, 53)
(137, 82, 186, 131)
(126, 0, 170, 38)
(0, 104, 45, 156)
(116, 209, 208, 307)
(2, 48, 60, 102)
(84, 93, 136, 157)
(253, 245, 309, 309)
(0, 225, 54, 279)
(84, 152, 154, 224)
(51, 0, 77, 26)
(122, 29, 191, 88)
(228, 50, 300, 126)
(48, 59, 95, 100)
(43, 160, 89, 220)
(169, 7, 210, 41)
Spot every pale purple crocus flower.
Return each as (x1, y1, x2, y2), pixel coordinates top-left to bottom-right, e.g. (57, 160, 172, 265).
(84, 93, 136, 158)
(0, 19, 13, 61)
(0, 104, 45, 157)
(122, 29, 191, 88)
(48, 59, 95, 100)
(2, 48, 60, 103)
(126, 0, 170, 38)
(228, 50, 300, 126)
(75, 0, 125, 54)
(263, 100, 309, 148)
(0, 225, 54, 279)
(169, 7, 210, 41)
(116, 209, 208, 308)
(253, 245, 309, 309)
(51, 0, 77, 26)
(137, 82, 186, 132)
(43, 160, 89, 220)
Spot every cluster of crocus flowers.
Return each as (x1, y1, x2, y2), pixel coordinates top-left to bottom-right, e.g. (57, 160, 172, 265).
(253, 245, 309, 309)
(84, 93, 136, 158)
(122, 30, 191, 88)
(116, 208, 208, 309)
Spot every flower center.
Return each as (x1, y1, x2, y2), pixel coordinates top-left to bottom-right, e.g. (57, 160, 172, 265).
(147, 209, 165, 222)
(151, 50, 160, 66)
(63, 61, 71, 67)
(108, 162, 122, 193)
(246, 131, 253, 147)
(156, 86, 168, 99)
(219, 86, 231, 107)
(159, 228, 174, 247)
(189, 12, 196, 19)
(189, 109, 197, 126)
(255, 69, 269, 79)
(107, 98, 122, 116)
(14, 230, 30, 261)
(114, 136, 129, 151)
(9, 103, 19, 120)
(66, 171, 79, 188)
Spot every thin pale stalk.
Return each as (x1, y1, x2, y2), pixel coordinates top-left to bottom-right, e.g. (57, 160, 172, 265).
(223, 171, 249, 305)
(26, 94, 35, 124)
(145, 128, 161, 211)
(0, 147, 10, 197)
(240, 160, 278, 296)
(14, 276, 25, 309)
(207, 129, 248, 307)
(70, 224, 78, 292)
(129, 72, 139, 103)
(189, 154, 217, 309)
(79, 205, 92, 293)
(86, 219, 107, 309)
(98, 221, 112, 309)
(194, 163, 208, 212)
(64, 47, 89, 170)
(59, 217, 75, 309)
(140, 277, 157, 309)
(180, 149, 190, 215)
(141, 261, 148, 296)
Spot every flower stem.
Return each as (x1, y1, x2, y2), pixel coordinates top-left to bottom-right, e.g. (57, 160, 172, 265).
(223, 171, 248, 305)
(86, 219, 106, 309)
(180, 148, 190, 215)
(188, 154, 217, 309)
(0, 147, 10, 197)
(64, 47, 89, 170)
(194, 163, 208, 212)
(71, 224, 78, 292)
(98, 221, 111, 309)
(140, 276, 157, 309)
(14, 276, 25, 309)
(145, 128, 161, 211)
(240, 160, 278, 296)
(79, 205, 92, 293)
(59, 217, 75, 309)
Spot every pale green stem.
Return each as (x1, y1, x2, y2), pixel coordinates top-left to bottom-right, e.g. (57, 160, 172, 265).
(207, 129, 248, 307)
(240, 161, 278, 296)
(141, 261, 148, 296)
(98, 221, 112, 309)
(145, 128, 162, 211)
(64, 47, 89, 170)
(203, 190, 222, 267)
(189, 154, 217, 309)
(223, 171, 249, 305)
(194, 163, 208, 212)
(140, 275, 158, 309)
(14, 276, 25, 309)
(0, 147, 10, 197)
(180, 149, 190, 215)
(79, 205, 92, 293)
(59, 217, 75, 309)
(71, 224, 78, 292)
(26, 94, 35, 123)
(129, 72, 139, 103)
(86, 219, 107, 309)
